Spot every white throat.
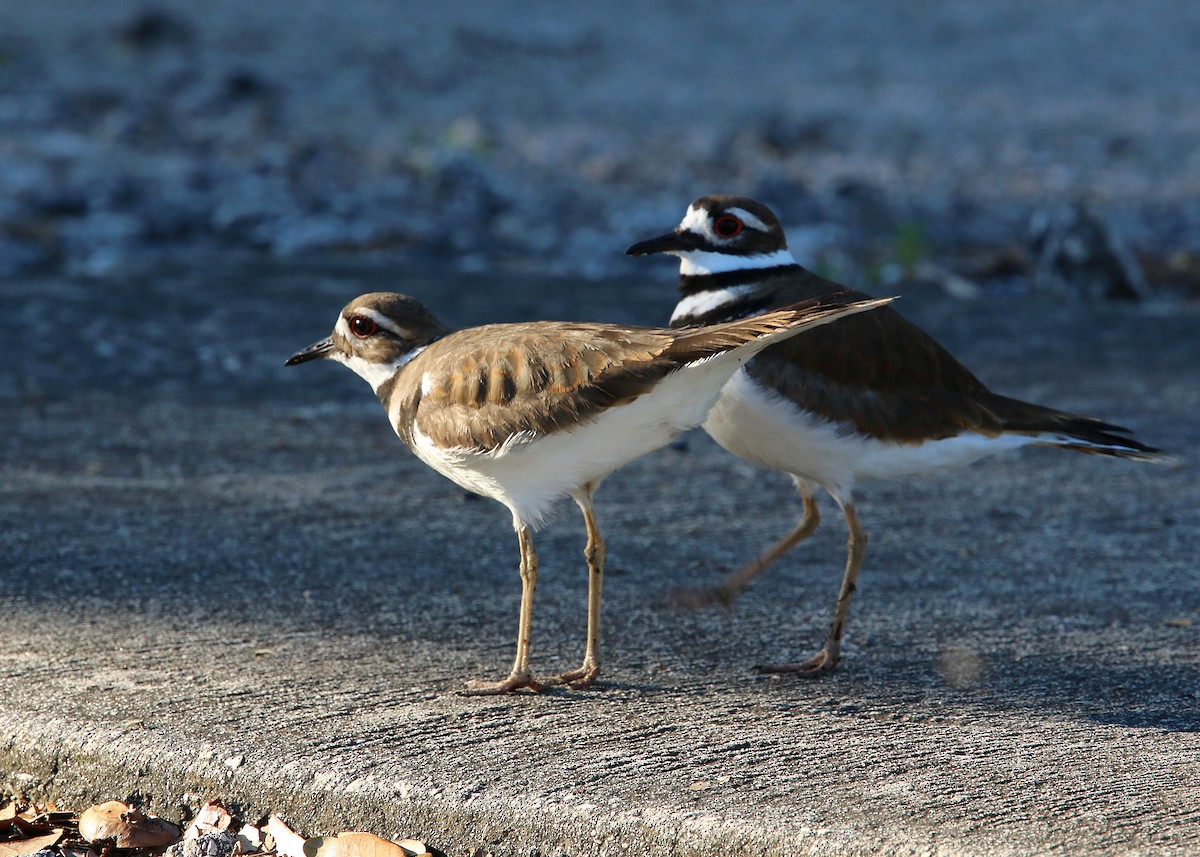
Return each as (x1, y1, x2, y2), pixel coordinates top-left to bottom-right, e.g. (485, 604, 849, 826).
(676, 247, 796, 276)
(334, 345, 426, 394)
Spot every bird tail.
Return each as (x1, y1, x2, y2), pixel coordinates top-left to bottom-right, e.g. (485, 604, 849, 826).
(977, 390, 1171, 463)
(1033, 426, 1169, 463)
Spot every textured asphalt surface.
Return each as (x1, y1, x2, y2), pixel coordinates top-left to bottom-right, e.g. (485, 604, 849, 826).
(2, 261, 1198, 855)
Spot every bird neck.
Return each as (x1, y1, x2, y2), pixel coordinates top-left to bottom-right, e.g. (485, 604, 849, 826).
(672, 261, 801, 327)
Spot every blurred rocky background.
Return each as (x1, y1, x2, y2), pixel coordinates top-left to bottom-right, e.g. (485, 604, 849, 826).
(1, 1, 1198, 300)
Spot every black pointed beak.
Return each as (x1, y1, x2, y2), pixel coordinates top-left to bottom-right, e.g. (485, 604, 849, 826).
(625, 230, 700, 256)
(285, 336, 336, 366)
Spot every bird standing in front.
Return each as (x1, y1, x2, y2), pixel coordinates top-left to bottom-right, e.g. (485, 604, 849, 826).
(286, 290, 890, 694)
(627, 195, 1165, 676)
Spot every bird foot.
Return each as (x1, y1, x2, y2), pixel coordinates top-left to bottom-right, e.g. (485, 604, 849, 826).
(756, 647, 839, 678)
(459, 670, 545, 696)
(543, 662, 601, 689)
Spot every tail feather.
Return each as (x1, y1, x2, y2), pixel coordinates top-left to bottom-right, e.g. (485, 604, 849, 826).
(980, 391, 1169, 462)
(1034, 427, 1167, 463)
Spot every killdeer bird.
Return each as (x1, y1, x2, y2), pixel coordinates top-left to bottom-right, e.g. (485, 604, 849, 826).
(286, 290, 890, 694)
(627, 195, 1165, 677)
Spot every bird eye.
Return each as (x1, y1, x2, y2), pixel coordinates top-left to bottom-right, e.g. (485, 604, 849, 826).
(348, 315, 378, 338)
(713, 215, 743, 238)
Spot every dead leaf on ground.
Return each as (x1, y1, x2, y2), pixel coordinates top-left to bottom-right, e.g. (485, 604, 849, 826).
(1, 800, 64, 854)
(305, 832, 430, 857)
(11, 817, 57, 838)
(0, 829, 64, 857)
(184, 802, 233, 840)
(78, 801, 180, 849)
(265, 816, 307, 857)
(234, 823, 263, 854)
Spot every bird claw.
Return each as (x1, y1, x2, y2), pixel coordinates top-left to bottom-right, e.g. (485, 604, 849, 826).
(543, 663, 600, 689)
(459, 671, 546, 696)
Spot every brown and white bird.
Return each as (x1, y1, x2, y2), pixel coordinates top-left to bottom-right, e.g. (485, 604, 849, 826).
(286, 290, 890, 694)
(626, 195, 1165, 677)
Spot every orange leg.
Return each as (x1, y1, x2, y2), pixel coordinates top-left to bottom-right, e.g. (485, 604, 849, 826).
(671, 483, 820, 610)
(759, 497, 865, 677)
(462, 525, 546, 695)
(546, 487, 604, 688)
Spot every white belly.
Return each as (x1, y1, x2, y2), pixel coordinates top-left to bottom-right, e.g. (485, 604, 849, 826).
(704, 369, 1036, 496)
(409, 352, 753, 530)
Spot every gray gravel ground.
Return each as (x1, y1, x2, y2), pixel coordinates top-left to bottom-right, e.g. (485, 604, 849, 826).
(2, 3, 1199, 855)
(2, 1, 1200, 280)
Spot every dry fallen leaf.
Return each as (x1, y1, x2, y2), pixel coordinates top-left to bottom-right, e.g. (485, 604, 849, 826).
(184, 801, 234, 840)
(11, 815, 56, 838)
(234, 823, 263, 854)
(0, 829, 64, 857)
(265, 815, 307, 857)
(78, 801, 181, 848)
(305, 832, 428, 857)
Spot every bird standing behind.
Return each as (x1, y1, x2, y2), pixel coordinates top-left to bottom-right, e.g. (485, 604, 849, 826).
(627, 195, 1166, 676)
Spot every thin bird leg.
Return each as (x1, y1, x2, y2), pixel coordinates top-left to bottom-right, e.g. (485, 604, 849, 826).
(671, 482, 820, 610)
(758, 497, 865, 677)
(547, 488, 604, 688)
(462, 525, 545, 695)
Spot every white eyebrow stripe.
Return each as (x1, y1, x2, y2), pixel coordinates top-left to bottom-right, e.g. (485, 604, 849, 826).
(727, 207, 771, 233)
(340, 306, 408, 338)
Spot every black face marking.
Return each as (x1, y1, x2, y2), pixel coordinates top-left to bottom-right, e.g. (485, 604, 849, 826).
(677, 265, 805, 297)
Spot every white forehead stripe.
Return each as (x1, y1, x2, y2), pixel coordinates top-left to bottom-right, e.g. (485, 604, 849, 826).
(678, 204, 709, 233)
(676, 247, 797, 276)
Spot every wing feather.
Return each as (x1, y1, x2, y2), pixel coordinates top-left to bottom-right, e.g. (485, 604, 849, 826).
(399, 322, 679, 452)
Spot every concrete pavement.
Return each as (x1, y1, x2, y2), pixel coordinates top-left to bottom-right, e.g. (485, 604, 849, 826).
(1, 262, 1198, 855)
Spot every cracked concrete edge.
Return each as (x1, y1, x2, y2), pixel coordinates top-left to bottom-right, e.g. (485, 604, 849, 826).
(1, 712, 874, 857)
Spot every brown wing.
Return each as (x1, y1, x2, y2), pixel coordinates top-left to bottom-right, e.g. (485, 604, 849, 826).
(398, 322, 681, 452)
(747, 268, 1160, 450)
(735, 268, 1030, 441)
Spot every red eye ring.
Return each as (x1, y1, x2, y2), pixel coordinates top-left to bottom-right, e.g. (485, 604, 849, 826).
(713, 215, 743, 238)
(348, 315, 378, 338)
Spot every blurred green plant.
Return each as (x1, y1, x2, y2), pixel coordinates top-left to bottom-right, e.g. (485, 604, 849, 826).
(893, 220, 928, 274)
